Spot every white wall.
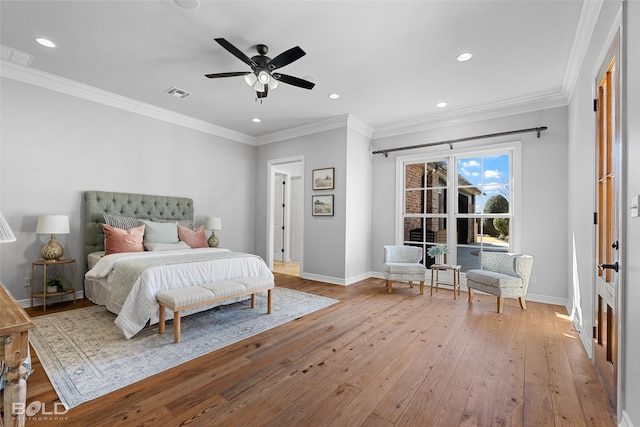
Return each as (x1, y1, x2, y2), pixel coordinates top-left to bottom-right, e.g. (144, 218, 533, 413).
(622, 1, 640, 425)
(255, 126, 349, 282)
(344, 124, 373, 281)
(371, 106, 569, 305)
(0, 77, 258, 301)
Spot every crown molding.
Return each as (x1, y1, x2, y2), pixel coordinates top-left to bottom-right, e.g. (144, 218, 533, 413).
(372, 91, 568, 140)
(561, 0, 604, 100)
(0, 60, 256, 145)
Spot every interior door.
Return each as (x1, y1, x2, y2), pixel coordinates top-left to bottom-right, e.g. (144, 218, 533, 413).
(594, 34, 620, 407)
(273, 174, 285, 262)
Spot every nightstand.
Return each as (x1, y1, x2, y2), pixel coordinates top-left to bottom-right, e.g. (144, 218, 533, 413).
(30, 258, 77, 312)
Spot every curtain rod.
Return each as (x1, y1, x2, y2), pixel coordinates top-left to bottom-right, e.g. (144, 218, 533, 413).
(372, 126, 548, 157)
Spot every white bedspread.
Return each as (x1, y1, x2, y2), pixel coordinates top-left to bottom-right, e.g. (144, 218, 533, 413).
(85, 248, 273, 339)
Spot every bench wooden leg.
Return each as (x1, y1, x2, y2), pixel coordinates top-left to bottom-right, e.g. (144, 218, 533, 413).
(173, 310, 181, 343)
(468, 288, 473, 302)
(267, 289, 272, 314)
(158, 303, 166, 334)
(251, 293, 256, 308)
(386, 280, 392, 293)
(497, 297, 504, 314)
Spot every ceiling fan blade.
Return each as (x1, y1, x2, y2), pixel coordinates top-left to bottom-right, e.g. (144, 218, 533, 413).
(273, 73, 315, 90)
(214, 38, 257, 69)
(204, 71, 251, 78)
(268, 46, 306, 70)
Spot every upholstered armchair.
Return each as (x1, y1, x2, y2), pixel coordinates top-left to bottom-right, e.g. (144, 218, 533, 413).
(466, 252, 534, 313)
(382, 245, 427, 294)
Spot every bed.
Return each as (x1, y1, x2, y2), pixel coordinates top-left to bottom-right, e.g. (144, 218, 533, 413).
(83, 191, 274, 339)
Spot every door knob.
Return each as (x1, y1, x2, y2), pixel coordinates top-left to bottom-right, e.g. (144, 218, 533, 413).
(598, 262, 619, 272)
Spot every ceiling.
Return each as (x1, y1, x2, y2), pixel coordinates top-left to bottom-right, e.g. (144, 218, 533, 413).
(0, 1, 586, 140)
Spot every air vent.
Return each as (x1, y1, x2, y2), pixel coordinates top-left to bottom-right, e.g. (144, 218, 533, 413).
(165, 87, 191, 99)
(1, 45, 34, 66)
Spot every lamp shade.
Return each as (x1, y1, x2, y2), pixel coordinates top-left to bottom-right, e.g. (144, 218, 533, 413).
(204, 217, 222, 231)
(36, 215, 70, 234)
(0, 211, 16, 243)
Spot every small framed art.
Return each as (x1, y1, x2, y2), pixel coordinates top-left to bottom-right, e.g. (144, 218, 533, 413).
(312, 195, 334, 216)
(312, 167, 335, 190)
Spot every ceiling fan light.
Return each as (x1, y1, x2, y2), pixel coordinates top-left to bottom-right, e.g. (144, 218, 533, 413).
(258, 70, 270, 84)
(254, 82, 265, 92)
(244, 73, 257, 87)
(268, 79, 279, 90)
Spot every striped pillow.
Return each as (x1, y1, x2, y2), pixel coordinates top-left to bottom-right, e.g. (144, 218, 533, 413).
(103, 214, 141, 230)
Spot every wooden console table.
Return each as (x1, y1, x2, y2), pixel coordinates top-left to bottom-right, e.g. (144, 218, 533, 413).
(0, 283, 34, 427)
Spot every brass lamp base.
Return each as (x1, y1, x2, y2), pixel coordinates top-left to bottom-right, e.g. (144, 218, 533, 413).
(208, 232, 219, 248)
(41, 235, 64, 261)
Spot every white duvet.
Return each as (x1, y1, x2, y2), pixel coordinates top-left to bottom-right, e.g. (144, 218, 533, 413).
(85, 248, 274, 339)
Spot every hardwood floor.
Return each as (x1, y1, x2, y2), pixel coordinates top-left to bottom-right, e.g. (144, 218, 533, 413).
(6, 275, 616, 426)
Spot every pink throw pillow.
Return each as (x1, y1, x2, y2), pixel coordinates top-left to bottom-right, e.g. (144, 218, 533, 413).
(178, 225, 208, 248)
(103, 224, 145, 255)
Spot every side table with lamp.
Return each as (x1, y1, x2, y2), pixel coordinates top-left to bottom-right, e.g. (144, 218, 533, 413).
(30, 215, 76, 312)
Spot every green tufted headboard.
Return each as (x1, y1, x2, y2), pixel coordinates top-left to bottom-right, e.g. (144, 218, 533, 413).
(84, 191, 195, 266)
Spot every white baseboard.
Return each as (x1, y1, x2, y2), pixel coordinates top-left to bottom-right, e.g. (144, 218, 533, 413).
(17, 290, 85, 309)
(620, 410, 635, 427)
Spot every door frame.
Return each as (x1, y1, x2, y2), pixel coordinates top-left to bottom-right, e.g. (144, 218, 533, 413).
(266, 155, 305, 271)
(592, 26, 623, 413)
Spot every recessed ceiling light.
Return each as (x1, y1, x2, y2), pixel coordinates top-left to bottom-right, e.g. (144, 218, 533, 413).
(35, 38, 56, 48)
(457, 52, 473, 62)
(328, 93, 340, 100)
(436, 102, 448, 108)
(252, 118, 261, 123)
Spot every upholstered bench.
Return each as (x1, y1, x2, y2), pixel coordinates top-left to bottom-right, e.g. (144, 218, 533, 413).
(156, 277, 274, 343)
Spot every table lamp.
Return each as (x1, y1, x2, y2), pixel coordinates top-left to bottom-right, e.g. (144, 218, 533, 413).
(36, 214, 70, 260)
(204, 217, 222, 248)
(0, 211, 16, 243)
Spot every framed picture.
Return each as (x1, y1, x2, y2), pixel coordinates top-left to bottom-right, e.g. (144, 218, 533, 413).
(312, 195, 334, 216)
(312, 167, 335, 190)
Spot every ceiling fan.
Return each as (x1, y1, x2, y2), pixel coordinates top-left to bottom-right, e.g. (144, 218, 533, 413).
(205, 38, 315, 100)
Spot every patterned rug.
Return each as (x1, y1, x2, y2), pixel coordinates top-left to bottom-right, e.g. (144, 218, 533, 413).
(29, 287, 338, 409)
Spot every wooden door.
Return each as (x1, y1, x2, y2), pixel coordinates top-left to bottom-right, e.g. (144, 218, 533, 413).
(594, 34, 620, 407)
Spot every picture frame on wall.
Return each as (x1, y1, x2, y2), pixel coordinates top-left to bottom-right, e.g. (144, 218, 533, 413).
(312, 167, 335, 190)
(312, 195, 334, 216)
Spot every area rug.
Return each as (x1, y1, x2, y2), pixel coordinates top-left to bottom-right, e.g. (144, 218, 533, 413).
(29, 286, 338, 410)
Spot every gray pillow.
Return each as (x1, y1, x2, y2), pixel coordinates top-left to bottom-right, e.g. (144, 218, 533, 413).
(140, 220, 179, 244)
(152, 217, 194, 230)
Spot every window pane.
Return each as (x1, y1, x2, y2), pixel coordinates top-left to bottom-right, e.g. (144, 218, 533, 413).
(404, 217, 424, 242)
(405, 190, 424, 214)
(458, 157, 482, 186)
(480, 217, 511, 245)
(481, 186, 510, 214)
(426, 218, 447, 244)
(425, 188, 446, 214)
(458, 186, 481, 214)
(426, 161, 448, 188)
(405, 163, 424, 189)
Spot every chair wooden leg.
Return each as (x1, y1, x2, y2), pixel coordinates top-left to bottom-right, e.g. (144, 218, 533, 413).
(468, 287, 473, 302)
(419, 281, 424, 295)
(519, 296, 527, 310)
(497, 297, 504, 314)
(386, 280, 392, 293)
